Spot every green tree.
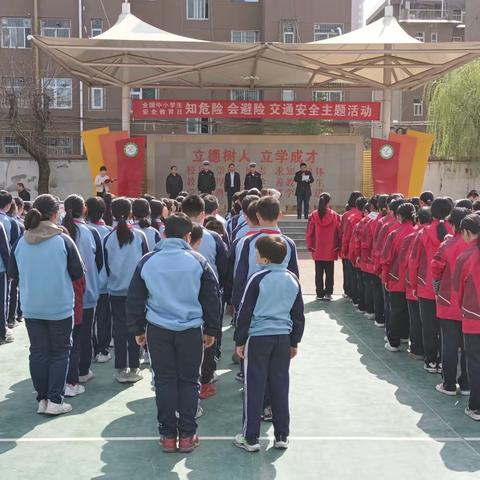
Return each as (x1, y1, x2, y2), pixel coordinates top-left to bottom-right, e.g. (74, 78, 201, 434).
(425, 60, 480, 163)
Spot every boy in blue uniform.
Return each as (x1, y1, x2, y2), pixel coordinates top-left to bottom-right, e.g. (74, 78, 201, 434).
(126, 213, 221, 453)
(234, 235, 305, 452)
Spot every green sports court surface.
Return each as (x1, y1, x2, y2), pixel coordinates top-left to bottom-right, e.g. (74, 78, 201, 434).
(1, 292, 480, 479)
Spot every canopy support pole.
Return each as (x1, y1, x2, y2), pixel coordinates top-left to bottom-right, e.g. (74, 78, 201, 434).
(121, 86, 130, 135)
(382, 88, 392, 139)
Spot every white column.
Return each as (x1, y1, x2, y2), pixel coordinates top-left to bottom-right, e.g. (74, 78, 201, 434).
(121, 86, 130, 134)
(382, 88, 392, 139)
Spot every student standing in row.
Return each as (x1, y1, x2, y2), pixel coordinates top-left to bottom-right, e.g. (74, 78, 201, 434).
(9, 194, 84, 414)
(104, 198, 148, 384)
(126, 213, 221, 453)
(132, 198, 161, 251)
(306, 193, 340, 301)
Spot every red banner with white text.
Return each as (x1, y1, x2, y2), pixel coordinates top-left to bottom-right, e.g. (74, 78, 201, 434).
(132, 99, 381, 121)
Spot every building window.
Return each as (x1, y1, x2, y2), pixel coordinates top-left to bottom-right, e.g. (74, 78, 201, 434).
(187, 0, 208, 20)
(312, 90, 344, 102)
(452, 36, 463, 42)
(414, 32, 425, 42)
(431, 32, 438, 43)
(282, 21, 297, 43)
(413, 99, 423, 117)
(231, 30, 259, 43)
(42, 78, 73, 109)
(90, 19, 103, 37)
(187, 118, 210, 134)
(130, 87, 158, 100)
(0, 18, 31, 48)
(230, 88, 262, 101)
(452, 9, 463, 22)
(314, 23, 344, 41)
(40, 19, 71, 38)
(0, 76, 28, 108)
(90, 87, 105, 110)
(46, 136, 73, 155)
(3, 136, 24, 155)
(281, 89, 295, 102)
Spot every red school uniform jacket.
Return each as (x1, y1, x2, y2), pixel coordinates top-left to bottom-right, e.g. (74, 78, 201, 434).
(381, 222, 416, 292)
(341, 208, 363, 259)
(431, 233, 469, 321)
(453, 243, 480, 334)
(306, 209, 341, 261)
(372, 215, 395, 276)
(399, 227, 421, 301)
(348, 215, 369, 267)
(360, 213, 381, 274)
(409, 220, 454, 301)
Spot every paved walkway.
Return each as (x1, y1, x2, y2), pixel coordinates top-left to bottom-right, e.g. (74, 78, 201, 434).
(1, 262, 480, 479)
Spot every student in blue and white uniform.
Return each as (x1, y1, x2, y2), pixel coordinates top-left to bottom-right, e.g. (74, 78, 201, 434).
(62, 195, 103, 392)
(9, 194, 84, 415)
(0, 221, 11, 345)
(234, 235, 305, 452)
(104, 197, 148, 384)
(86, 196, 113, 363)
(132, 198, 161, 251)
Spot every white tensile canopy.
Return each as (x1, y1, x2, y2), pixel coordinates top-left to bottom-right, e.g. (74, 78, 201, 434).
(30, 1, 480, 136)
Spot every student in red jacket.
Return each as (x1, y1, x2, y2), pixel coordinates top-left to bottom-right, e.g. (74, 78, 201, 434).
(410, 198, 453, 373)
(306, 193, 340, 301)
(382, 203, 416, 352)
(341, 196, 366, 306)
(340, 191, 364, 299)
(401, 207, 431, 360)
(431, 207, 471, 396)
(453, 214, 480, 420)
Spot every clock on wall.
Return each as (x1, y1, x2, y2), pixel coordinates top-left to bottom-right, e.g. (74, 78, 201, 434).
(124, 141, 139, 158)
(379, 143, 395, 160)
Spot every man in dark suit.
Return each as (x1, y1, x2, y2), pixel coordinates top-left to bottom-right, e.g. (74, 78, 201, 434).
(166, 165, 183, 199)
(244, 162, 263, 191)
(294, 162, 315, 220)
(224, 163, 241, 212)
(197, 160, 216, 194)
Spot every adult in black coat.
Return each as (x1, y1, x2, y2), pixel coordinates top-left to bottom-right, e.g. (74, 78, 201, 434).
(294, 162, 315, 220)
(165, 166, 184, 199)
(197, 161, 216, 194)
(224, 163, 241, 212)
(244, 163, 263, 191)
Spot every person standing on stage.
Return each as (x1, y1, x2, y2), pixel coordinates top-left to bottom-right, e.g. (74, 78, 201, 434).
(95, 166, 113, 198)
(166, 166, 184, 199)
(244, 162, 263, 191)
(224, 163, 241, 212)
(197, 161, 216, 194)
(294, 163, 315, 220)
(16, 183, 31, 202)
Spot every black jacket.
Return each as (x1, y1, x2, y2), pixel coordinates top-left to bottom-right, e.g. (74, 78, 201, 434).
(224, 172, 241, 193)
(294, 170, 314, 197)
(244, 172, 263, 191)
(166, 173, 183, 197)
(198, 170, 216, 194)
(18, 189, 31, 201)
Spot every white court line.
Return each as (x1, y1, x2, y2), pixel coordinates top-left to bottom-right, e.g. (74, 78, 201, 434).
(2, 436, 480, 443)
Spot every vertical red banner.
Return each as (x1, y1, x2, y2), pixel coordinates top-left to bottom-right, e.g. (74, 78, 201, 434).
(371, 138, 401, 194)
(115, 137, 146, 197)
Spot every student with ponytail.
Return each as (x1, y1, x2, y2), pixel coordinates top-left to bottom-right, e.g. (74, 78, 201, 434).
(453, 214, 480, 421)
(132, 198, 161, 250)
(306, 193, 340, 301)
(431, 207, 471, 396)
(381, 203, 416, 352)
(410, 197, 453, 373)
(104, 197, 148, 384)
(150, 199, 166, 237)
(86, 196, 113, 363)
(8, 194, 84, 414)
(62, 194, 103, 393)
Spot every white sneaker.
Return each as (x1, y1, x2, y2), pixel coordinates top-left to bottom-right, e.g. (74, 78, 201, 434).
(114, 368, 131, 383)
(45, 400, 72, 415)
(37, 400, 48, 414)
(400, 338, 410, 344)
(139, 350, 150, 365)
(95, 352, 112, 363)
(64, 383, 86, 397)
(374, 321, 385, 328)
(274, 436, 289, 449)
(424, 362, 438, 374)
(0, 328, 14, 344)
(465, 408, 480, 421)
(79, 370, 95, 383)
(384, 342, 399, 352)
(435, 383, 457, 396)
(127, 368, 143, 383)
(234, 434, 260, 452)
(364, 313, 375, 320)
(195, 405, 204, 419)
